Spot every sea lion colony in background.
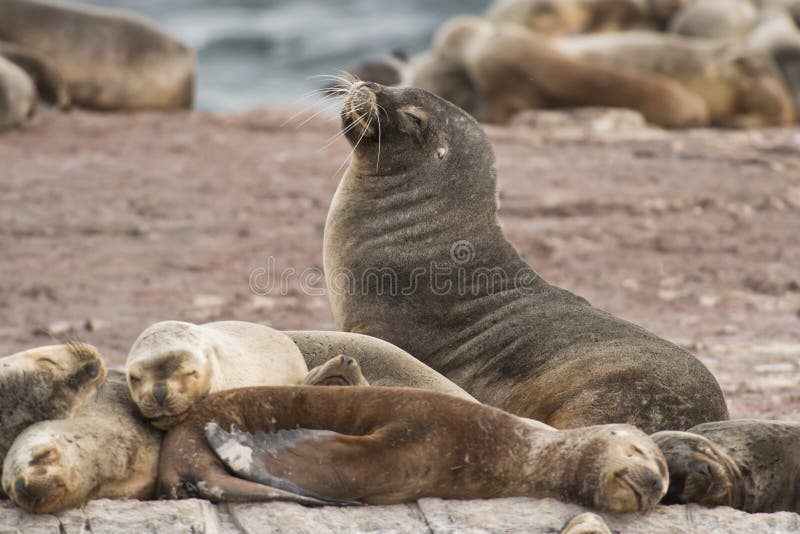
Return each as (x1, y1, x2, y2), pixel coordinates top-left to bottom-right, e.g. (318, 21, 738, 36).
(345, 0, 800, 128)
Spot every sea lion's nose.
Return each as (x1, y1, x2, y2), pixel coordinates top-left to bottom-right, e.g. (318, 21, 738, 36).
(83, 361, 100, 378)
(644, 470, 664, 493)
(340, 355, 356, 368)
(152, 385, 168, 406)
(359, 81, 382, 94)
(15, 478, 31, 498)
(694, 461, 711, 477)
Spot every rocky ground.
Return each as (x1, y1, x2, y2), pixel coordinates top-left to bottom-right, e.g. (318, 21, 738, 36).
(1, 106, 799, 532)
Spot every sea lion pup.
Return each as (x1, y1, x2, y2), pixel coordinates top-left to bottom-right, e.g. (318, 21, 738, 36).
(160, 386, 668, 511)
(2, 371, 161, 514)
(126, 320, 308, 430)
(285, 330, 476, 400)
(668, 0, 757, 40)
(485, 0, 690, 36)
(0, 0, 194, 110)
(653, 420, 800, 513)
(0, 343, 106, 483)
(426, 17, 709, 127)
(323, 81, 728, 433)
(0, 55, 36, 130)
(0, 42, 70, 109)
(302, 354, 370, 386)
(553, 31, 796, 127)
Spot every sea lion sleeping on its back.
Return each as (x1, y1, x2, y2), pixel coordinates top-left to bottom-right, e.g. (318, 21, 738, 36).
(160, 385, 669, 512)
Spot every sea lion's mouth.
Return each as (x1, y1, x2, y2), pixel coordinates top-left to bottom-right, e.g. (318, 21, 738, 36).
(342, 82, 378, 140)
(615, 471, 644, 510)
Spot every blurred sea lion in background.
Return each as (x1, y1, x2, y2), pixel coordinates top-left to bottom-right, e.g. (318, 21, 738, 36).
(0, 55, 36, 130)
(0, 42, 70, 109)
(554, 31, 796, 126)
(0, 0, 195, 110)
(485, 0, 691, 36)
(653, 419, 800, 513)
(302, 354, 370, 386)
(423, 17, 709, 126)
(668, 0, 758, 39)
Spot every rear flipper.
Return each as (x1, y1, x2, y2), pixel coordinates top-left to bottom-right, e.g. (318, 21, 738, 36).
(205, 423, 365, 505)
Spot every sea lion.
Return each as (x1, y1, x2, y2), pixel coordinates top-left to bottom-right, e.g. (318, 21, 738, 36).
(0, 0, 194, 110)
(285, 330, 476, 400)
(0, 41, 70, 109)
(553, 31, 796, 127)
(485, 0, 690, 36)
(0, 55, 36, 130)
(160, 385, 668, 512)
(747, 7, 800, 115)
(0, 343, 106, 491)
(668, 0, 758, 39)
(2, 371, 161, 513)
(323, 80, 729, 433)
(302, 354, 370, 386)
(653, 419, 800, 513)
(561, 512, 612, 534)
(126, 320, 308, 430)
(421, 17, 709, 127)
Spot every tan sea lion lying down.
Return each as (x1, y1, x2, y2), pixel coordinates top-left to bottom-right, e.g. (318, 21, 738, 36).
(0, 0, 195, 110)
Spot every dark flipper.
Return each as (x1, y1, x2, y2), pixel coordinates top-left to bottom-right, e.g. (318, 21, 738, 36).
(0, 41, 70, 109)
(774, 46, 800, 118)
(205, 423, 362, 505)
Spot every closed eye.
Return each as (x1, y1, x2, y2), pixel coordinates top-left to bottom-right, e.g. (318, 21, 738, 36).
(404, 111, 422, 127)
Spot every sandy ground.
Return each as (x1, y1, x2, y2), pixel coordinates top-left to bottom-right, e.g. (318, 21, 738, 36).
(1, 106, 799, 420)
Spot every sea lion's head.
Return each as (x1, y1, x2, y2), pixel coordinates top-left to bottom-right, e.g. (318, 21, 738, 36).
(1, 343, 107, 419)
(732, 52, 797, 126)
(302, 354, 369, 386)
(127, 321, 213, 430)
(2, 424, 82, 514)
(572, 424, 668, 513)
(340, 82, 495, 195)
(651, 430, 740, 507)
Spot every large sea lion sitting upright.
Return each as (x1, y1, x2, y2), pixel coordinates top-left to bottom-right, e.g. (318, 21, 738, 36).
(0, 0, 195, 110)
(323, 81, 729, 433)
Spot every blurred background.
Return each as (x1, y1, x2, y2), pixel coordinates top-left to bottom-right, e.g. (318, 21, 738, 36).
(74, 0, 490, 110)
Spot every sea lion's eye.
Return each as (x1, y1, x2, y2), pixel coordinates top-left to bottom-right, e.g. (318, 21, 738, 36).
(183, 370, 198, 378)
(36, 357, 58, 367)
(404, 111, 423, 127)
(129, 375, 141, 384)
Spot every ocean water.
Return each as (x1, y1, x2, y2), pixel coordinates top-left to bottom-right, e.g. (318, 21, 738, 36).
(73, 0, 491, 110)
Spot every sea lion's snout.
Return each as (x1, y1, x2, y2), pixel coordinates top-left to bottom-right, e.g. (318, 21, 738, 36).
(342, 82, 381, 140)
(152, 384, 168, 406)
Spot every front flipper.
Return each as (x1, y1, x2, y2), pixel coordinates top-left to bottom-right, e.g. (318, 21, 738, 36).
(205, 423, 365, 505)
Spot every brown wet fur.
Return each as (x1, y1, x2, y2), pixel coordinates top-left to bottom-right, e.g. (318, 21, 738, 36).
(0, 0, 194, 110)
(427, 17, 710, 128)
(654, 419, 800, 512)
(159, 386, 667, 511)
(324, 81, 728, 434)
